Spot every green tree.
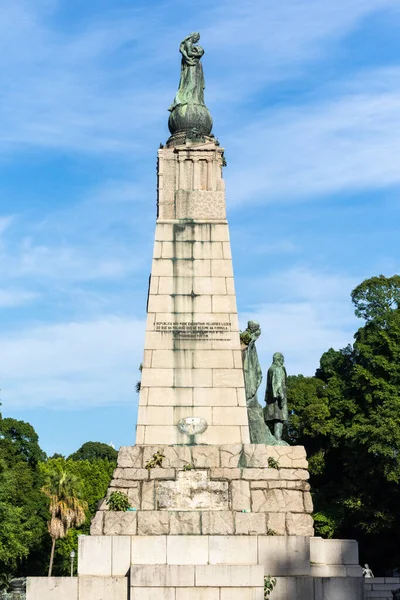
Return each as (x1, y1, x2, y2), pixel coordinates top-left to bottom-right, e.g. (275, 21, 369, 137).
(41, 464, 87, 576)
(0, 458, 33, 571)
(0, 413, 48, 578)
(68, 441, 117, 462)
(39, 456, 115, 575)
(0, 417, 46, 466)
(287, 275, 400, 573)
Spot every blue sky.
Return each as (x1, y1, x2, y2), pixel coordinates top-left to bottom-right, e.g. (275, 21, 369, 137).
(1, 0, 399, 456)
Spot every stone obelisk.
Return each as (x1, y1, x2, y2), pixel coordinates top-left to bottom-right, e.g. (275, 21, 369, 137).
(136, 31, 249, 446)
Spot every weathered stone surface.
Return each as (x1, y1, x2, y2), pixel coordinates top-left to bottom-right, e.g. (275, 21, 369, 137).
(118, 446, 143, 468)
(156, 470, 228, 511)
(79, 576, 128, 600)
(310, 537, 359, 566)
(266, 512, 286, 535)
(303, 492, 314, 514)
(127, 486, 141, 509)
(137, 511, 169, 535)
(257, 536, 311, 576)
(241, 445, 269, 467)
(131, 564, 195, 587)
(286, 480, 310, 491)
(191, 445, 220, 468)
(176, 588, 219, 600)
(113, 468, 149, 481)
(169, 511, 201, 534)
(141, 481, 155, 510)
(292, 458, 309, 469)
(111, 479, 144, 488)
(142, 446, 167, 467)
(90, 511, 104, 535)
(220, 444, 243, 467)
(220, 588, 264, 600)
(167, 536, 209, 565)
(26, 577, 78, 600)
(210, 468, 241, 480)
(279, 468, 309, 481)
(286, 446, 307, 460)
(208, 536, 258, 564)
(242, 468, 279, 481)
(231, 480, 250, 511)
(235, 512, 266, 535)
(268, 480, 286, 489)
(131, 536, 167, 564)
(195, 565, 264, 587)
(103, 512, 137, 535)
(78, 536, 112, 576)
(149, 468, 176, 480)
(112, 536, 131, 576)
(251, 489, 304, 513)
(162, 446, 192, 468)
(285, 513, 314, 536)
(202, 511, 234, 534)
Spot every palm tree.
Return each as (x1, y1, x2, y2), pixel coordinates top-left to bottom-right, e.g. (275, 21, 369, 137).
(42, 466, 87, 577)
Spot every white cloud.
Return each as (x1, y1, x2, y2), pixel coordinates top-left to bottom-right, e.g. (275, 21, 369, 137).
(0, 0, 398, 156)
(239, 268, 358, 376)
(0, 289, 38, 308)
(225, 68, 400, 204)
(0, 216, 14, 235)
(0, 317, 145, 408)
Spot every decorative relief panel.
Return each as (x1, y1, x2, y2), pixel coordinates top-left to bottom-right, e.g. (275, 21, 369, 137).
(176, 190, 226, 220)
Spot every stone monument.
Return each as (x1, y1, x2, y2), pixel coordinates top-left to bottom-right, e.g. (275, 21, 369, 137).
(26, 33, 365, 600)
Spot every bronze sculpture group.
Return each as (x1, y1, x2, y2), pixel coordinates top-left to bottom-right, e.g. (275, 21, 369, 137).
(241, 321, 289, 446)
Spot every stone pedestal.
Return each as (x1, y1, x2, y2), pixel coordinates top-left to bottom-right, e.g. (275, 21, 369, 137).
(90, 444, 314, 537)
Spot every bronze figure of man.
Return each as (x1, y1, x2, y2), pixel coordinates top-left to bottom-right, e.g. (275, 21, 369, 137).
(264, 352, 289, 443)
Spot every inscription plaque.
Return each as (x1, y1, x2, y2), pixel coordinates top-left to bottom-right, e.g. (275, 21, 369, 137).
(155, 320, 231, 340)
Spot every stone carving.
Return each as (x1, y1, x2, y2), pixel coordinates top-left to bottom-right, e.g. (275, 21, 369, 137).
(175, 190, 226, 220)
(157, 470, 228, 511)
(241, 322, 278, 445)
(168, 33, 213, 137)
(178, 417, 208, 436)
(178, 417, 208, 444)
(362, 564, 374, 578)
(264, 353, 289, 445)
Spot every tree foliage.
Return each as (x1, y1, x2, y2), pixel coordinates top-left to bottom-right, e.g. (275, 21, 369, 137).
(42, 464, 87, 576)
(39, 457, 115, 575)
(0, 414, 48, 579)
(68, 441, 117, 463)
(0, 406, 115, 578)
(287, 274, 400, 573)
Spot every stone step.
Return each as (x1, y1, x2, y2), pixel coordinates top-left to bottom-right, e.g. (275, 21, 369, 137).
(78, 534, 312, 577)
(130, 564, 264, 588)
(91, 507, 313, 537)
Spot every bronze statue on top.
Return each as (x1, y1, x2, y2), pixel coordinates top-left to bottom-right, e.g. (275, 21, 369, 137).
(169, 32, 206, 110)
(168, 32, 213, 139)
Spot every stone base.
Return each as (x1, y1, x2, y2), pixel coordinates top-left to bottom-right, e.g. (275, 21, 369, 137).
(91, 444, 314, 537)
(26, 536, 364, 600)
(365, 577, 400, 600)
